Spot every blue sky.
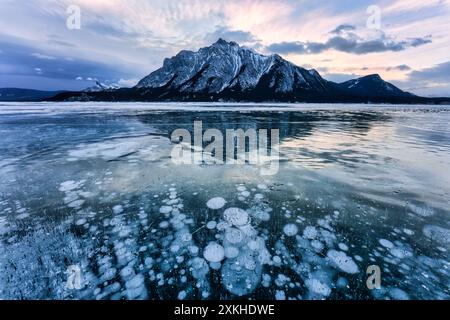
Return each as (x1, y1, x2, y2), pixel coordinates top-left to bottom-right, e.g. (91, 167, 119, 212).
(0, 0, 449, 96)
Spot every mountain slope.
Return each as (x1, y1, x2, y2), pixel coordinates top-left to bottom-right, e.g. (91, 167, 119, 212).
(337, 74, 414, 98)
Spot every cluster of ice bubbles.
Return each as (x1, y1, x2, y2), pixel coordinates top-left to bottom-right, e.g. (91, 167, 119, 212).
(202, 204, 271, 296)
(2, 178, 450, 300)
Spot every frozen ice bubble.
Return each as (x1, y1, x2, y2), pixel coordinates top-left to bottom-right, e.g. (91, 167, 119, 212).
(303, 226, 318, 240)
(225, 227, 245, 245)
(178, 290, 187, 300)
(423, 225, 450, 245)
(327, 250, 359, 274)
(275, 290, 286, 300)
(206, 221, 217, 230)
(113, 205, 124, 214)
(379, 239, 394, 249)
(159, 206, 173, 214)
(224, 208, 249, 227)
(283, 224, 298, 237)
(221, 259, 262, 297)
(203, 242, 225, 263)
(206, 197, 227, 210)
(306, 278, 331, 297)
(224, 246, 240, 259)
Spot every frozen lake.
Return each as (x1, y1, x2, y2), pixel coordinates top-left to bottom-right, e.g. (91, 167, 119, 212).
(0, 102, 449, 300)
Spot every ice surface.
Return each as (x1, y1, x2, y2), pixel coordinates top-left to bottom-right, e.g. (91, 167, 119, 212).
(1, 103, 449, 300)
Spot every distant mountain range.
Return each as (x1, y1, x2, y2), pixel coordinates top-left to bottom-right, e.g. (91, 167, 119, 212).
(0, 88, 66, 102)
(83, 81, 120, 93)
(2, 39, 449, 104)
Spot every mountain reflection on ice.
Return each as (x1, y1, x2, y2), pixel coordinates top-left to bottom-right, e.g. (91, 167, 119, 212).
(0, 103, 449, 300)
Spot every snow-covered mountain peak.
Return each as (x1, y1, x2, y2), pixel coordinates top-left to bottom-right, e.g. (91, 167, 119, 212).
(83, 81, 119, 93)
(136, 39, 330, 95)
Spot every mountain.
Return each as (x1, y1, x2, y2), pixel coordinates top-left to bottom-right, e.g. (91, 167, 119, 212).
(84, 81, 120, 93)
(45, 39, 449, 104)
(0, 88, 66, 102)
(136, 39, 333, 98)
(337, 74, 414, 98)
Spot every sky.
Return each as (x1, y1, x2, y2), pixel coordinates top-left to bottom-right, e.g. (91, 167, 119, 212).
(0, 0, 449, 96)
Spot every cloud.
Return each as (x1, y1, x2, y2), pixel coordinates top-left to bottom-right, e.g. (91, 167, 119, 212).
(329, 24, 356, 35)
(47, 35, 76, 48)
(386, 64, 412, 71)
(0, 39, 137, 90)
(117, 78, 138, 87)
(322, 72, 363, 83)
(203, 27, 260, 47)
(267, 25, 432, 55)
(31, 53, 57, 60)
(395, 60, 450, 96)
(408, 60, 450, 83)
